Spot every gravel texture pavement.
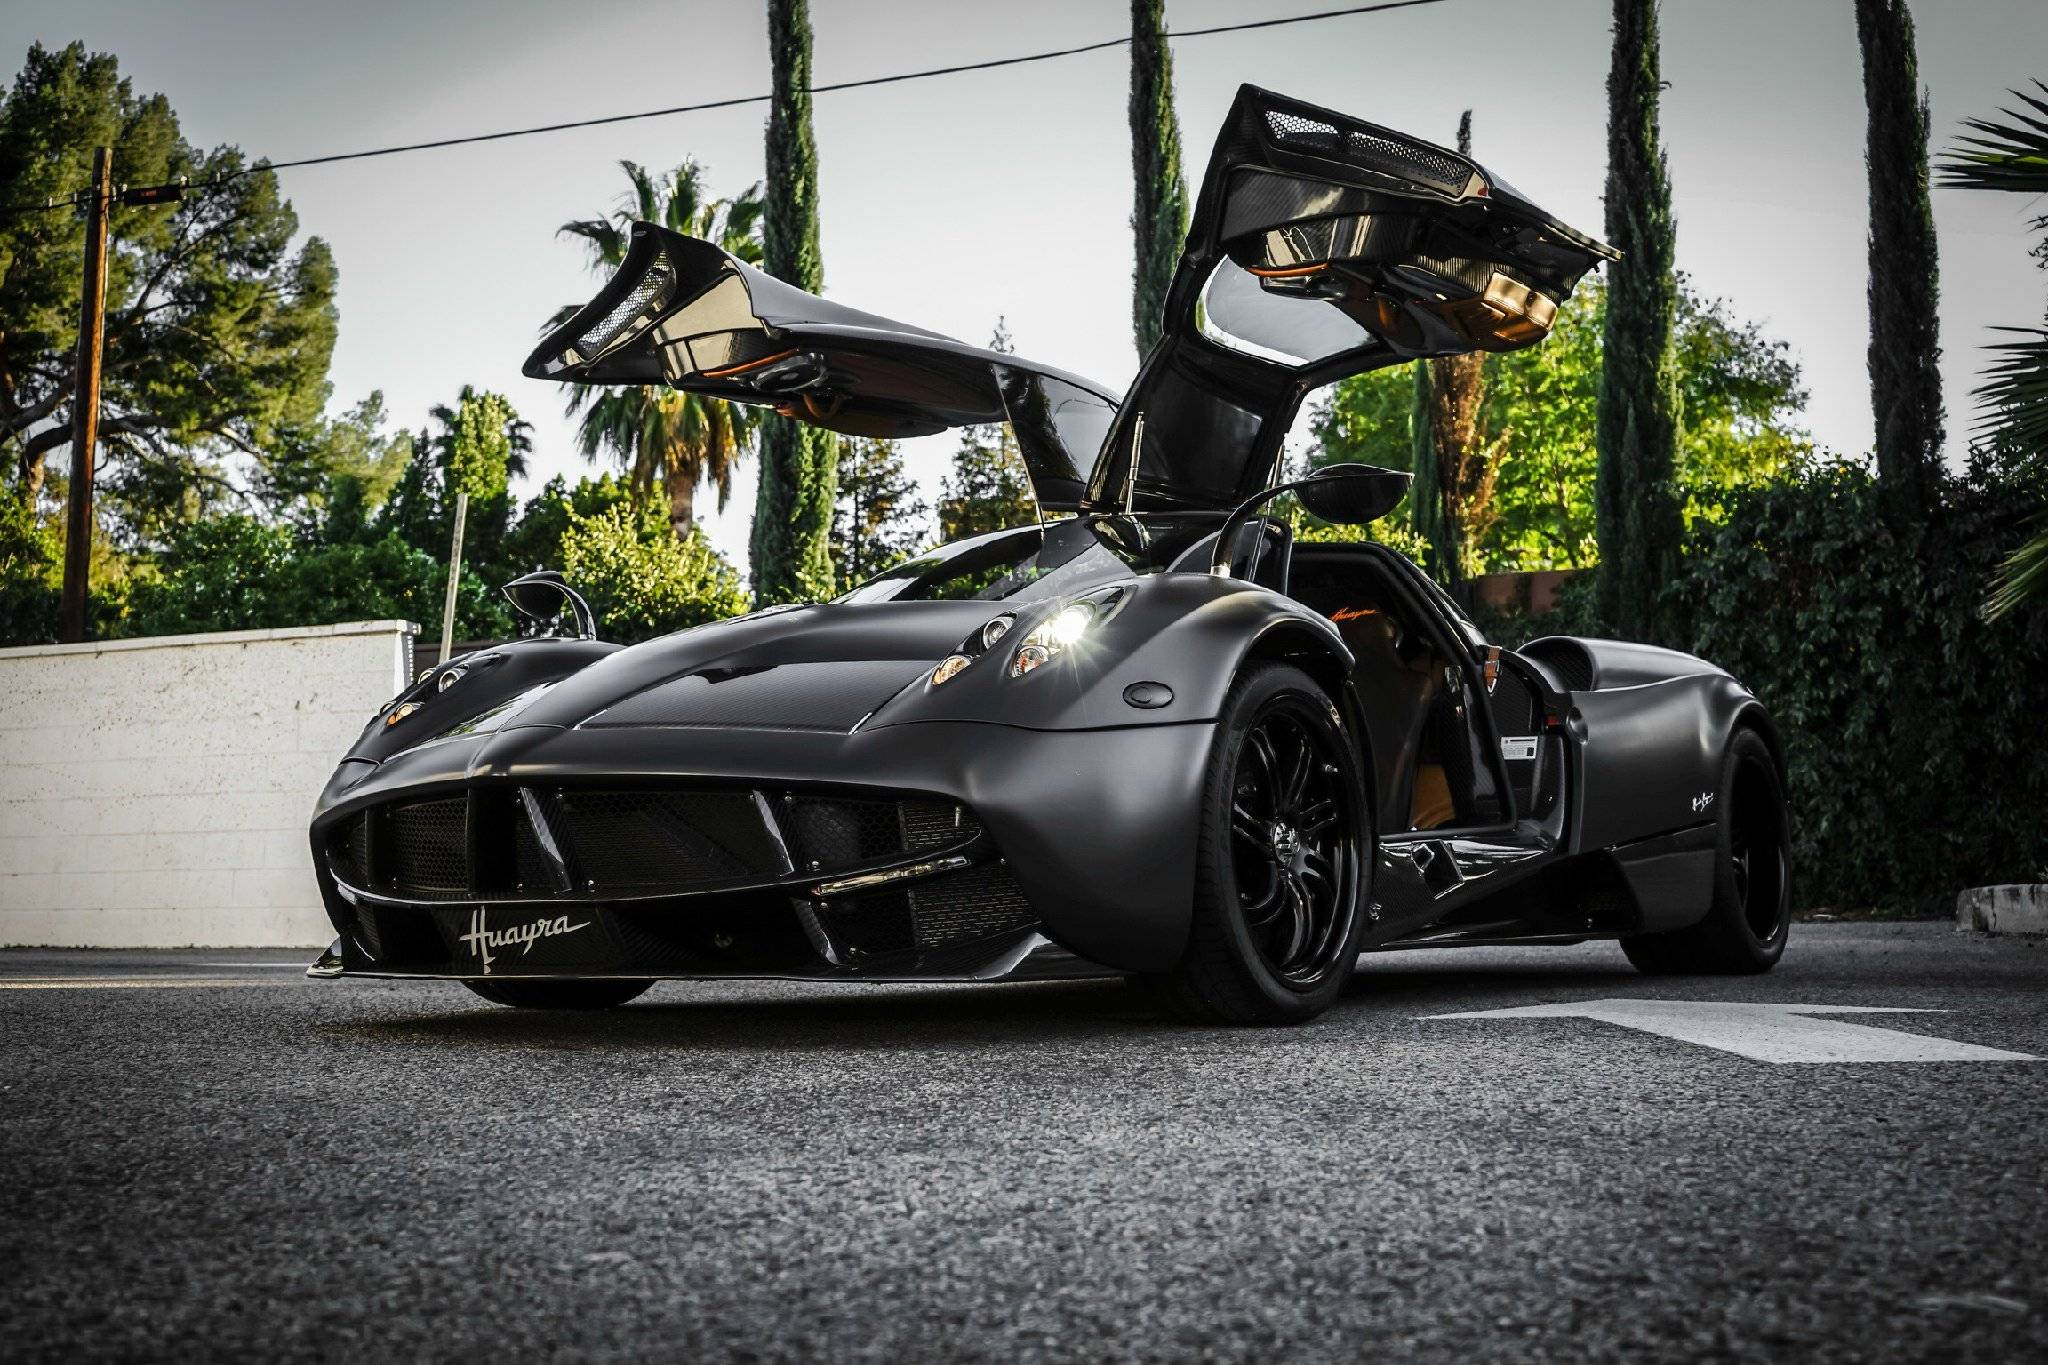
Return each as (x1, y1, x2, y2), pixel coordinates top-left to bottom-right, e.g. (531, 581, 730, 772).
(2, 922, 2043, 1362)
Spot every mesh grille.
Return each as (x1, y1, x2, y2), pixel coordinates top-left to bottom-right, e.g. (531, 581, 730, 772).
(911, 863, 1037, 948)
(786, 797, 976, 872)
(1262, 108, 1468, 193)
(328, 814, 371, 888)
(385, 799, 468, 897)
(554, 790, 784, 891)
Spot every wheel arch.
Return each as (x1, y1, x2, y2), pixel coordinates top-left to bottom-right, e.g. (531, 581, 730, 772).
(1232, 618, 1377, 821)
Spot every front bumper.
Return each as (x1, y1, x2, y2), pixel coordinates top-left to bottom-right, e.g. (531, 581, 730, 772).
(310, 717, 1215, 978)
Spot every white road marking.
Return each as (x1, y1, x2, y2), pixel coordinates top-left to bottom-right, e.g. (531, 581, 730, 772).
(0, 978, 292, 990)
(1422, 998, 2040, 1063)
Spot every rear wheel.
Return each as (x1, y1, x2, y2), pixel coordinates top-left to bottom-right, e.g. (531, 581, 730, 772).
(1163, 663, 1370, 1025)
(463, 979, 654, 1010)
(1621, 728, 1790, 975)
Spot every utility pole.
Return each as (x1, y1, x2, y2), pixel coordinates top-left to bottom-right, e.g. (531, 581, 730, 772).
(59, 146, 114, 644)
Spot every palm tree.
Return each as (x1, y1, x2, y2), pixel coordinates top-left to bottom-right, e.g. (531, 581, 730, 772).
(1938, 81, 2048, 618)
(553, 160, 765, 536)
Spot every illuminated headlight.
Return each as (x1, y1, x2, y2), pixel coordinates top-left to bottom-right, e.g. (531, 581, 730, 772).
(1008, 587, 1131, 678)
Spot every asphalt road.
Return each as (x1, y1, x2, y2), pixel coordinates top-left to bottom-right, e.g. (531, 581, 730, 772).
(3, 922, 2044, 1363)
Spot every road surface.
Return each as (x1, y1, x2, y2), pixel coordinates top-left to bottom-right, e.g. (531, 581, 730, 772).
(3, 922, 2043, 1361)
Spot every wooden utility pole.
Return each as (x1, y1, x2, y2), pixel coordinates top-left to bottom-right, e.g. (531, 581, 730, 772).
(59, 146, 114, 644)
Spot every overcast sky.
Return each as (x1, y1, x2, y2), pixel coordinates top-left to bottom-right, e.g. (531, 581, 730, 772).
(6, 0, 2045, 567)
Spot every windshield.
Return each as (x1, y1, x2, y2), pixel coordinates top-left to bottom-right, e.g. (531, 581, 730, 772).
(836, 515, 1222, 605)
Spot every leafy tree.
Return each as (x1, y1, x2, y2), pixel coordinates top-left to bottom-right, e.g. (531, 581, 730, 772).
(1311, 279, 1807, 572)
(252, 393, 410, 530)
(1128, 0, 1188, 354)
(1595, 0, 1683, 638)
(559, 503, 747, 643)
(553, 160, 763, 534)
(830, 437, 927, 591)
(1856, 0, 1944, 527)
(937, 324, 1035, 540)
(751, 0, 837, 604)
(119, 514, 508, 640)
(0, 42, 337, 544)
(1937, 80, 2048, 619)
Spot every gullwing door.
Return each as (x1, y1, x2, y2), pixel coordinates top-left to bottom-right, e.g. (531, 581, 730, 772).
(1085, 85, 1618, 513)
(524, 224, 1120, 510)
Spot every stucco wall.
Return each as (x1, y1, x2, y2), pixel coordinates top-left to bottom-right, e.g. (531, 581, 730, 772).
(0, 621, 415, 947)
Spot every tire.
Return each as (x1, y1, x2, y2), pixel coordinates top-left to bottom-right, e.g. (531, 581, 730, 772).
(1621, 728, 1791, 975)
(463, 978, 654, 1010)
(1161, 663, 1371, 1025)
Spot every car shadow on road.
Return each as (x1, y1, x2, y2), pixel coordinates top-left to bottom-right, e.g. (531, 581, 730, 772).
(322, 954, 1646, 1053)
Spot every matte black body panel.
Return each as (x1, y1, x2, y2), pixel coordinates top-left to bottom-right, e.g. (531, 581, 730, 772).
(1565, 670, 1765, 854)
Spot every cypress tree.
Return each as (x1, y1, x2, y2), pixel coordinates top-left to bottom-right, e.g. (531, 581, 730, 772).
(750, 0, 838, 604)
(1594, 0, 1683, 637)
(1407, 361, 1450, 574)
(1855, 0, 1943, 527)
(1129, 0, 1188, 355)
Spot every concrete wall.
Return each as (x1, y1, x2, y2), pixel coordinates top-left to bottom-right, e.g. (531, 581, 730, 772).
(0, 621, 415, 947)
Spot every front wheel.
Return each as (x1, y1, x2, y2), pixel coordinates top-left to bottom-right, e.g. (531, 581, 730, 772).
(463, 978, 654, 1010)
(1621, 728, 1790, 975)
(1162, 663, 1370, 1025)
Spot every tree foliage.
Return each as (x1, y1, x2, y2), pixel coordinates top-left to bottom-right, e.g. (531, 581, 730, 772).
(559, 503, 748, 643)
(1311, 279, 1807, 572)
(830, 436, 927, 592)
(937, 324, 1035, 541)
(0, 41, 337, 544)
(554, 160, 763, 534)
(1937, 79, 2048, 620)
(1128, 0, 1188, 355)
(1595, 0, 1684, 638)
(752, 0, 837, 604)
(1855, 0, 1945, 527)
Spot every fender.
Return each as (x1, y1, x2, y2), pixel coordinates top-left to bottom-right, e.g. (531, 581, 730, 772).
(343, 636, 621, 766)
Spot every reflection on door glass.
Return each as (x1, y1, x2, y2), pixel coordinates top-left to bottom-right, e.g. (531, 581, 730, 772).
(1197, 255, 1369, 366)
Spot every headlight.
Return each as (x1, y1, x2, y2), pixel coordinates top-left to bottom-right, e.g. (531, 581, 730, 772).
(1009, 586, 1131, 677)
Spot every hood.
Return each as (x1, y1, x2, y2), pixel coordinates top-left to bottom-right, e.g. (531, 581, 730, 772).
(490, 601, 999, 736)
(524, 226, 1119, 510)
(1083, 85, 1618, 512)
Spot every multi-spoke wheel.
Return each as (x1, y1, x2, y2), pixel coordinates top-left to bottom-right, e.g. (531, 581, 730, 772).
(1621, 728, 1791, 975)
(1163, 663, 1369, 1025)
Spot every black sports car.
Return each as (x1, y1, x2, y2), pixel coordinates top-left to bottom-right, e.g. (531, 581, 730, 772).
(306, 87, 1791, 1024)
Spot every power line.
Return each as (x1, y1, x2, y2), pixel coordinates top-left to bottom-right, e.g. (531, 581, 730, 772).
(4, 0, 1449, 216)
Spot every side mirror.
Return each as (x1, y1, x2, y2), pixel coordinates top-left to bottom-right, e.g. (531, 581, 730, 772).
(1209, 463, 1412, 578)
(1295, 464, 1411, 525)
(503, 570, 596, 640)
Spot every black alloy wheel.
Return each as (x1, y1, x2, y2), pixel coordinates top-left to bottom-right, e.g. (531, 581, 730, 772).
(1162, 663, 1370, 1025)
(1229, 706, 1355, 985)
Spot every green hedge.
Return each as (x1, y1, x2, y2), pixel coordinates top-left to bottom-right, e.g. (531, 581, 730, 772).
(1485, 459, 2048, 915)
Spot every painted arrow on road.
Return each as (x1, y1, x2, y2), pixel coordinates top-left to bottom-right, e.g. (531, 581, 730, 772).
(1421, 999, 2040, 1063)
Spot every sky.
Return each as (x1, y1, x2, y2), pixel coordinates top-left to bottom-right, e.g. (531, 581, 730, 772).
(6, 0, 2046, 570)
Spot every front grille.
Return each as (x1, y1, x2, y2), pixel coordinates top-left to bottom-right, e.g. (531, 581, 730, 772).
(554, 790, 783, 890)
(784, 796, 978, 873)
(386, 798, 468, 898)
(910, 862, 1036, 948)
(322, 787, 981, 903)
